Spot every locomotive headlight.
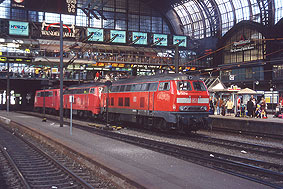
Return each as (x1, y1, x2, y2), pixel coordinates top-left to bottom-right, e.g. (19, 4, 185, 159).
(203, 106, 207, 111)
(179, 106, 184, 111)
(173, 104, 176, 110)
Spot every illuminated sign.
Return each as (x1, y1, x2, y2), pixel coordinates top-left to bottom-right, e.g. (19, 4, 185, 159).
(132, 32, 147, 45)
(230, 35, 255, 53)
(153, 34, 167, 46)
(0, 57, 32, 62)
(9, 21, 29, 36)
(11, 0, 25, 8)
(173, 35, 187, 47)
(12, 0, 77, 15)
(110, 30, 126, 43)
(87, 28, 104, 42)
(41, 21, 77, 38)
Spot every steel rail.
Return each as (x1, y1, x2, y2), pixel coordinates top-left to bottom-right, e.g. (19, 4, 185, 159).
(0, 125, 94, 189)
(0, 143, 31, 189)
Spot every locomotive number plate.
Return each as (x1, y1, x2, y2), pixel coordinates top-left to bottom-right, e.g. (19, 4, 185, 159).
(192, 98, 198, 103)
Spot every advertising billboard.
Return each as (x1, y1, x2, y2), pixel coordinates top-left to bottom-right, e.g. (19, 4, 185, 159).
(87, 28, 104, 42)
(173, 35, 187, 47)
(153, 34, 167, 46)
(132, 32, 147, 45)
(110, 30, 126, 43)
(9, 21, 29, 36)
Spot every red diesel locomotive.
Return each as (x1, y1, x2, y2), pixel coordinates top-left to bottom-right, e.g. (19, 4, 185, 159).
(101, 73, 210, 132)
(34, 88, 60, 114)
(34, 73, 210, 133)
(34, 83, 104, 117)
(63, 83, 104, 117)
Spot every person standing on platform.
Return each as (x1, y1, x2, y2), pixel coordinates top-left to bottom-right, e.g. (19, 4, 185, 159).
(252, 98, 256, 117)
(247, 98, 254, 117)
(209, 97, 215, 115)
(95, 71, 100, 81)
(216, 97, 223, 115)
(260, 97, 267, 118)
(226, 98, 234, 116)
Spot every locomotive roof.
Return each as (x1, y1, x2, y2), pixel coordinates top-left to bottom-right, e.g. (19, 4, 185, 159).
(67, 82, 105, 89)
(112, 73, 200, 85)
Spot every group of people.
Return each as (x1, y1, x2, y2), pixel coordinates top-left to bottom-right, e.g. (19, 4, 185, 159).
(209, 95, 269, 118)
(246, 96, 267, 118)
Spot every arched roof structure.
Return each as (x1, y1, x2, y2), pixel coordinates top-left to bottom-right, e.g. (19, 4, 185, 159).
(145, 0, 283, 39)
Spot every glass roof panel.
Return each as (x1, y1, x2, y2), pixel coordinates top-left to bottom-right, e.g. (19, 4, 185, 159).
(172, 0, 283, 38)
(275, 0, 283, 23)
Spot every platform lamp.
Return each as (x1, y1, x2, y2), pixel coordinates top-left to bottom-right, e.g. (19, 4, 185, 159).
(253, 81, 259, 91)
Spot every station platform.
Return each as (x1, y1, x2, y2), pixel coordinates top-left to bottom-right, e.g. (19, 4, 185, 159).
(0, 111, 270, 189)
(210, 115, 283, 138)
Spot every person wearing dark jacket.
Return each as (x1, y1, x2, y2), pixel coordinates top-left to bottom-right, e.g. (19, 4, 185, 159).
(209, 97, 215, 115)
(247, 98, 254, 117)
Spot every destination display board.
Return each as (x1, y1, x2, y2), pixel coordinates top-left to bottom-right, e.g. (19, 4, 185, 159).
(11, 0, 77, 15)
(9, 21, 29, 36)
(132, 32, 147, 45)
(153, 34, 168, 46)
(110, 30, 126, 43)
(173, 35, 187, 47)
(87, 28, 104, 42)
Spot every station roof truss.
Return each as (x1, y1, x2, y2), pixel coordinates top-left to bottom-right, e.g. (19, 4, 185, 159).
(151, 0, 282, 39)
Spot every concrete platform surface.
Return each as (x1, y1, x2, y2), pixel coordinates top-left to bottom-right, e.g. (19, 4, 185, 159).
(210, 114, 283, 137)
(0, 111, 271, 189)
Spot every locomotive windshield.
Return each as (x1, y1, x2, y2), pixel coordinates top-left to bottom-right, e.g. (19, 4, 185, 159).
(177, 81, 192, 91)
(192, 81, 206, 91)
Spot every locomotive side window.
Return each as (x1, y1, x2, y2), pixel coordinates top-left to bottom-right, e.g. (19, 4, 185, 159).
(118, 97, 123, 106)
(125, 85, 132, 92)
(83, 88, 89, 94)
(149, 83, 158, 91)
(193, 81, 206, 91)
(111, 86, 119, 92)
(141, 83, 149, 91)
(125, 97, 130, 106)
(135, 84, 142, 91)
(119, 85, 126, 92)
(159, 82, 170, 91)
(90, 88, 95, 94)
(177, 81, 192, 91)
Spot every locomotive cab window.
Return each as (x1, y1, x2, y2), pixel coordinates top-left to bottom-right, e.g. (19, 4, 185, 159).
(178, 81, 192, 91)
(193, 81, 206, 91)
(159, 82, 170, 91)
(90, 88, 95, 94)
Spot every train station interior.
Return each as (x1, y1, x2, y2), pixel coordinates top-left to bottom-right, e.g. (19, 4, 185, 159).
(0, 0, 282, 111)
(0, 1, 283, 189)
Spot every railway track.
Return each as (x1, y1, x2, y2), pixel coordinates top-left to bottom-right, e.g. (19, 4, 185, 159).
(0, 124, 105, 189)
(17, 111, 283, 188)
(211, 127, 283, 141)
(187, 135, 283, 159)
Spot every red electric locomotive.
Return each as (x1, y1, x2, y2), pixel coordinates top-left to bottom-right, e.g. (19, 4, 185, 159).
(63, 83, 104, 118)
(101, 73, 210, 133)
(34, 88, 60, 114)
